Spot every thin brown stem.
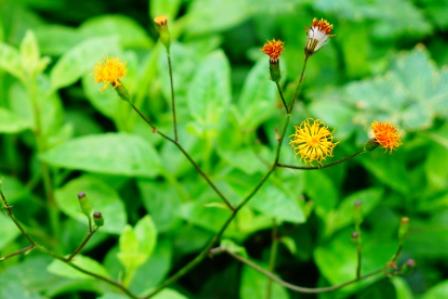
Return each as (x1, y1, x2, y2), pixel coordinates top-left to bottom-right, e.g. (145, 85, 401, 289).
(141, 54, 309, 298)
(224, 248, 384, 294)
(277, 149, 366, 170)
(128, 102, 235, 211)
(66, 229, 97, 262)
(0, 245, 35, 262)
(166, 51, 178, 142)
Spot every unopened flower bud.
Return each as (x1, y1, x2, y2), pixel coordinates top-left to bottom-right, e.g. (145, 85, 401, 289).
(401, 259, 416, 275)
(154, 15, 171, 51)
(398, 217, 410, 244)
(78, 192, 92, 217)
(93, 211, 104, 227)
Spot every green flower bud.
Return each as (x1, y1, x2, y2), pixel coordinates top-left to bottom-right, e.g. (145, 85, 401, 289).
(154, 15, 171, 51)
(78, 192, 92, 217)
(364, 138, 380, 152)
(351, 231, 361, 246)
(269, 59, 281, 82)
(93, 211, 104, 227)
(401, 259, 416, 275)
(398, 217, 410, 244)
(353, 200, 363, 227)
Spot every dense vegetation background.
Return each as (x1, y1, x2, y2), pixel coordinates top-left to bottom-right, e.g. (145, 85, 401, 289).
(1, 0, 448, 298)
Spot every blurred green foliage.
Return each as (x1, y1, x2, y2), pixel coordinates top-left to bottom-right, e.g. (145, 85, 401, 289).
(0, 0, 448, 298)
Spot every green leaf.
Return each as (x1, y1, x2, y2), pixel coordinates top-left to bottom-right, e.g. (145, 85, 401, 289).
(50, 36, 120, 91)
(150, 0, 183, 20)
(240, 264, 289, 299)
(422, 280, 448, 299)
(134, 215, 157, 260)
(0, 213, 21, 250)
(47, 254, 110, 279)
(237, 58, 277, 129)
(0, 108, 30, 133)
(40, 133, 161, 178)
(185, 0, 251, 36)
(221, 239, 248, 257)
(117, 225, 148, 275)
(138, 180, 182, 232)
(249, 181, 305, 224)
(20, 30, 40, 75)
(327, 188, 384, 236)
(0, 42, 24, 81)
(314, 231, 395, 294)
(187, 50, 231, 128)
(54, 176, 127, 234)
(79, 15, 152, 49)
(391, 277, 414, 299)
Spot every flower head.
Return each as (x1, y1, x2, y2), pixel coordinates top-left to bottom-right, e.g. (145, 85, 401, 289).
(261, 39, 285, 62)
(304, 18, 334, 55)
(93, 56, 127, 92)
(370, 121, 402, 153)
(290, 118, 338, 165)
(154, 15, 168, 27)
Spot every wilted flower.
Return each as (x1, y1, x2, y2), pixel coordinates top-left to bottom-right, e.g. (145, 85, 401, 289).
(261, 39, 285, 63)
(290, 118, 338, 165)
(154, 15, 171, 50)
(304, 18, 334, 55)
(370, 121, 402, 153)
(93, 56, 127, 92)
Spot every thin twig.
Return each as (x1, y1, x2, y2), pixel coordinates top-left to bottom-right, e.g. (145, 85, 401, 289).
(275, 81, 288, 114)
(0, 245, 35, 262)
(66, 229, 97, 262)
(128, 102, 235, 211)
(277, 149, 366, 170)
(166, 51, 178, 141)
(222, 247, 384, 293)
(356, 246, 362, 279)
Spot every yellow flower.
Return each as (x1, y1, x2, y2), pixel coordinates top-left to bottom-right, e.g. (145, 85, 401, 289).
(261, 39, 285, 62)
(304, 18, 334, 55)
(290, 118, 338, 165)
(370, 121, 402, 153)
(93, 56, 127, 92)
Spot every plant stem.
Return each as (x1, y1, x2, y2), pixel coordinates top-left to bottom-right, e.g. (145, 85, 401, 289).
(166, 51, 178, 141)
(277, 149, 366, 170)
(66, 229, 97, 262)
(0, 245, 35, 262)
(275, 81, 288, 114)
(142, 56, 309, 298)
(0, 188, 139, 299)
(288, 55, 309, 113)
(356, 246, 362, 279)
(266, 219, 279, 299)
(27, 79, 59, 238)
(223, 248, 384, 293)
(128, 102, 235, 211)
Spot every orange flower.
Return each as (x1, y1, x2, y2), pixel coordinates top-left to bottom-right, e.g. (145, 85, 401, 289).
(304, 18, 334, 55)
(261, 39, 285, 62)
(93, 56, 127, 92)
(370, 121, 402, 153)
(290, 118, 338, 165)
